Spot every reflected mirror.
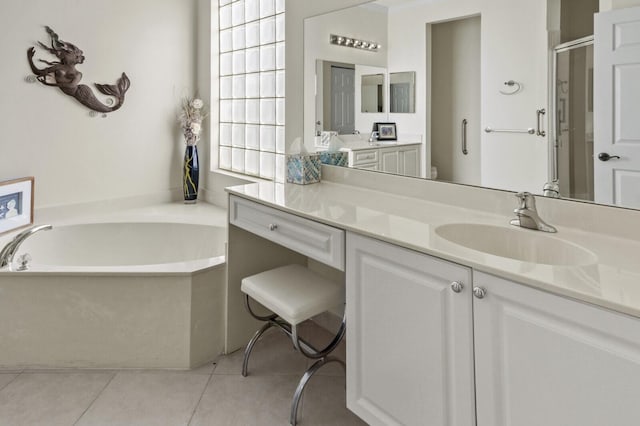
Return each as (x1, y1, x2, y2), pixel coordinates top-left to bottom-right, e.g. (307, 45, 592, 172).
(304, 0, 640, 210)
(389, 71, 415, 113)
(362, 74, 385, 113)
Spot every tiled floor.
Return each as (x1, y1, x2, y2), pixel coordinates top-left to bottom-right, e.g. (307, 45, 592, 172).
(0, 323, 365, 426)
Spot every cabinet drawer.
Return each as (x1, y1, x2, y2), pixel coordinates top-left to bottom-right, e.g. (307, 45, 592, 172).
(229, 195, 345, 271)
(355, 162, 379, 171)
(352, 149, 379, 165)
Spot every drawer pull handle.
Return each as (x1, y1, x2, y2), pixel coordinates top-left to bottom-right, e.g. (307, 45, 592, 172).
(268, 223, 278, 231)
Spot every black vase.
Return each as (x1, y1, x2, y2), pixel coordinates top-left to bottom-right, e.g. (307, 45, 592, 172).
(183, 145, 199, 203)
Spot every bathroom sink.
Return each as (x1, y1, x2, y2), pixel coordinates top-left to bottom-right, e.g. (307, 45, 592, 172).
(435, 223, 597, 266)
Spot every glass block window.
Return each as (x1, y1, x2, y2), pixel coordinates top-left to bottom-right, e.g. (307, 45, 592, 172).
(219, 0, 286, 181)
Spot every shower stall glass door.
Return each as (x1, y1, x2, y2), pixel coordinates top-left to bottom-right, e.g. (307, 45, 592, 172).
(552, 37, 594, 202)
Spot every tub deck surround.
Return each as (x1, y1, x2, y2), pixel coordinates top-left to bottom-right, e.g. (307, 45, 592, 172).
(0, 202, 228, 369)
(226, 181, 640, 319)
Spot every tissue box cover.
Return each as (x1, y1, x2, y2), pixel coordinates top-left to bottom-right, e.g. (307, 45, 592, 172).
(319, 151, 348, 167)
(286, 154, 321, 184)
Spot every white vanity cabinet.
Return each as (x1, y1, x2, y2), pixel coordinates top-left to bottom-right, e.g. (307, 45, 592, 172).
(379, 145, 420, 177)
(345, 143, 421, 177)
(473, 271, 640, 426)
(345, 232, 476, 426)
(346, 234, 640, 426)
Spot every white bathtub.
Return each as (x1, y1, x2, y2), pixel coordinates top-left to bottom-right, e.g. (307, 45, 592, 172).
(0, 207, 228, 370)
(18, 222, 226, 271)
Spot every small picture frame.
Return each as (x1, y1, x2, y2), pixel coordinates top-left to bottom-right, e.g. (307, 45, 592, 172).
(0, 177, 34, 235)
(373, 122, 397, 141)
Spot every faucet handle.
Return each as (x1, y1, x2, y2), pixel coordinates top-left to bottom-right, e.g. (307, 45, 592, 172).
(16, 253, 32, 271)
(514, 192, 535, 209)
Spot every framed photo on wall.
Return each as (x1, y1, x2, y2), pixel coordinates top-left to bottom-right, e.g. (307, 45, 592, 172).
(373, 122, 397, 141)
(0, 177, 34, 235)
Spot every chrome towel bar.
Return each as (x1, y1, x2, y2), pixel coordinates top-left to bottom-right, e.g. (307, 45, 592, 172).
(484, 127, 535, 134)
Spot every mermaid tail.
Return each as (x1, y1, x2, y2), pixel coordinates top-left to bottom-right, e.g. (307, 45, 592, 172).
(72, 73, 131, 113)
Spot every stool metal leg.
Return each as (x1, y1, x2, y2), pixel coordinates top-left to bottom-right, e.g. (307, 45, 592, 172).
(242, 321, 273, 377)
(289, 356, 346, 426)
(291, 310, 346, 359)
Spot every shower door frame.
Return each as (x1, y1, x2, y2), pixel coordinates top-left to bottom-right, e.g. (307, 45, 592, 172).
(551, 35, 594, 185)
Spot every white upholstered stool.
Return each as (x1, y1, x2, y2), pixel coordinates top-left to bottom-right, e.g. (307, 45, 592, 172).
(241, 264, 346, 426)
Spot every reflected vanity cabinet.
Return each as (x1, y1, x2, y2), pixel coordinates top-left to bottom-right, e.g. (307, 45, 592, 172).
(346, 233, 640, 426)
(347, 144, 421, 177)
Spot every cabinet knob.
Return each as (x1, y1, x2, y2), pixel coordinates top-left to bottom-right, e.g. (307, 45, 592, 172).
(473, 287, 487, 299)
(268, 223, 278, 231)
(451, 281, 464, 293)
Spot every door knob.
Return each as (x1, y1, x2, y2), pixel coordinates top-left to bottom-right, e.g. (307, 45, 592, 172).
(598, 152, 620, 162)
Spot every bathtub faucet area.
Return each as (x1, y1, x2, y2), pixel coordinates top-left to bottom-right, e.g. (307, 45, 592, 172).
(0, 224, 53, 269)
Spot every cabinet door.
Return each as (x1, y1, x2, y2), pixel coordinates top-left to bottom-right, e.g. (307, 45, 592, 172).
(379, 148, 400, 174)
(346, 232, 475, 426)
(399, 146, 420, 177)
(474, 271, 640, 426)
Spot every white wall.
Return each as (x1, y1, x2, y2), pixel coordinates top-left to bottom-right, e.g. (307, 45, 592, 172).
(387, 0, 549, 193)
(0, 0, 199, 209)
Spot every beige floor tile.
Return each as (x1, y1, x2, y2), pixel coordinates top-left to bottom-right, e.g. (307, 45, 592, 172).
(0, 372, 113, 426)
(214, 328, 308, 376)
(188, 361, 218, 375)
(0, 374, 18, 392)
(189, 374, 300, 426)
(299, 375, 367, 426)
(22, 369, 119, 375)
(117, 361, 216, 376)
(75, 371, 209, 426)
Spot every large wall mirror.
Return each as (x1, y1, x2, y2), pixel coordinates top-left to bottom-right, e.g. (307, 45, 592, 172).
(303, 0, 640, 211)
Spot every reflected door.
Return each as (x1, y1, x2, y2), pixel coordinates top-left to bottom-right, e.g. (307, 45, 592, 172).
(390, 83, 411, 113)
(594, 7, 640, 209)
(430, 16, 481, 185)
(330, 66, 355, 134)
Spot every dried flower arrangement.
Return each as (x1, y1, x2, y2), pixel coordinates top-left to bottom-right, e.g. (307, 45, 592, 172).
(179, 97, 207, 146)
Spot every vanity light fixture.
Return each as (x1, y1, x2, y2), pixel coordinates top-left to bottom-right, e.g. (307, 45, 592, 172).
(329, 34, 381, 52)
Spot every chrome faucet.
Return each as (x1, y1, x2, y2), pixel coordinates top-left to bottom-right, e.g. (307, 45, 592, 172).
(542, 180, 560, 198)
(509, 192, 557, 233)
(368, 131, 379, 143)
(0, 224, 53, 269)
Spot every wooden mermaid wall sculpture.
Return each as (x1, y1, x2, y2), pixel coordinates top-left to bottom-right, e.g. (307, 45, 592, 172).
(27, 26, 131, 114)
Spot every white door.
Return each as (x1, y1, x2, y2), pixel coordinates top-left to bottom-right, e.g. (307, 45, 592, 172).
(474, 271, 640, 426)
(390, 83, 411, 113)
(330, 66, 355, 134)
(346, 232, 475, 426)
(594, 7, 640, 208)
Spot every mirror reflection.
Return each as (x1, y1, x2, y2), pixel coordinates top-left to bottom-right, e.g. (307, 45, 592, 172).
(389, 72, 415, 113)
(304, 0, 640, 210)
(362, 74, 385, 113)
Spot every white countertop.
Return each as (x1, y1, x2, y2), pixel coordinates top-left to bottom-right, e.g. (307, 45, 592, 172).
(227, 181, 640, 319)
